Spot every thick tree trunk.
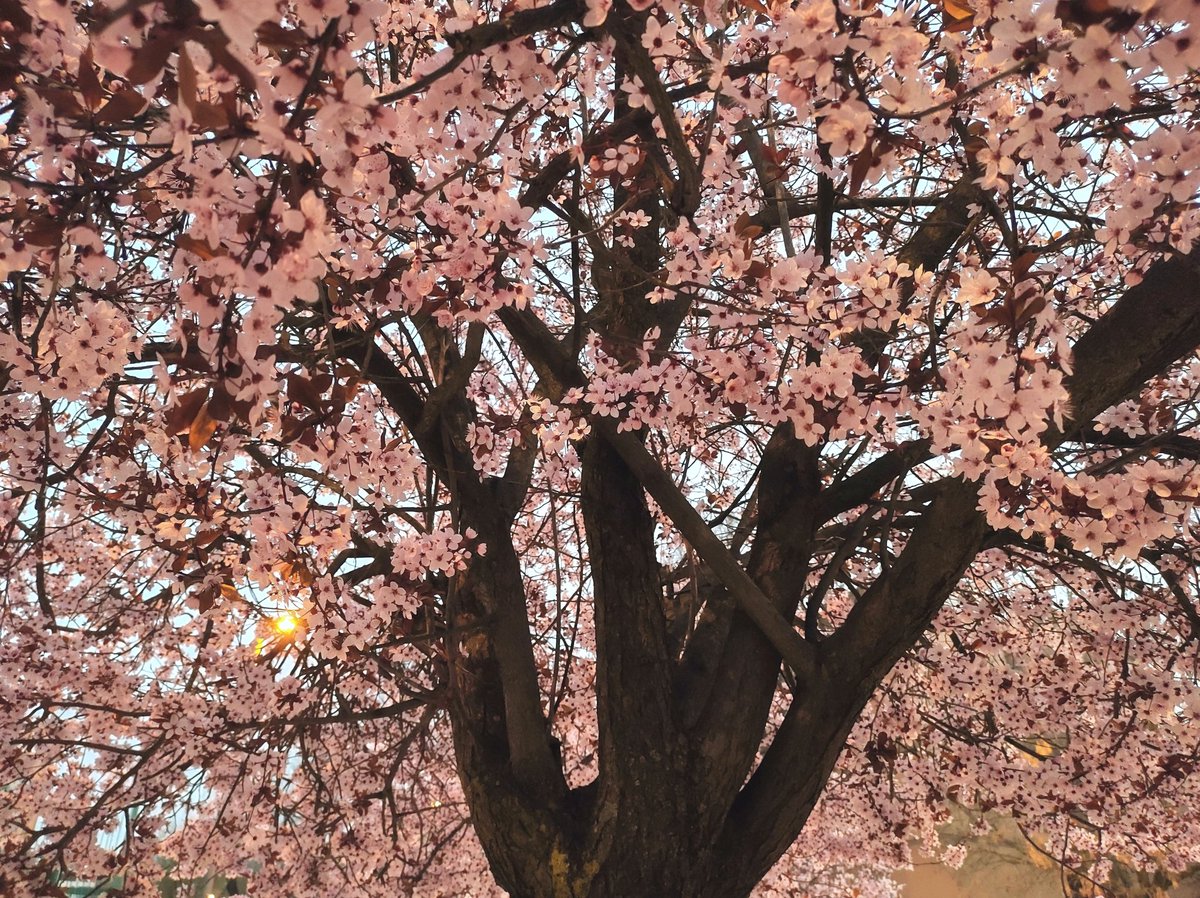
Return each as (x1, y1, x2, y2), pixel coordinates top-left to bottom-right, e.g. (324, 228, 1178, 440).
(465, 788, 770, 898)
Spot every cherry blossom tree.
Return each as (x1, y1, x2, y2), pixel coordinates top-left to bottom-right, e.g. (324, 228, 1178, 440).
(2, 0, 1200, 895)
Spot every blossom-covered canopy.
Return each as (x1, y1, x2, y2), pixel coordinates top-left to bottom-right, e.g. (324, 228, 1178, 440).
(2, 0, 1200, 895)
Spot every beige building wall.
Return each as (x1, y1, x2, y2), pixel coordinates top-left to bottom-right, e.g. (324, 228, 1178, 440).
(894, 816, 1200, 898)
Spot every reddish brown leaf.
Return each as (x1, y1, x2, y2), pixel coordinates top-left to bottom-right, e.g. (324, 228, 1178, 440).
(176, 44, 198, 116)
(23, 216, 64, 247)
(1056, 0, 1140, 31)
(328, 376, 362, 414)
(78, 46, 105, 111)
(176, 233, 224, 260)
(36, 87, 86, 120)
(195, 583, 219, 614)
(167, 387, 210, 435)
(277, 555, 315, 586)
(848, 142, 875, 197)
(94, 89, 148, 124)
(219, 89, 240, 126)
(744, 260, 770, 280)
(1014, 291, 1048, 330)
(736, 0, 769, 14)
(126, 31, 181, 84)
(1012, 249, 1040, 283)
(280, 415, 308, 444)
(963, 121, 989, 164)
(188, 402, 219, 451)
(287, 373, 325, 412)
(942, 0, 974, 24)
(0, 0, 32, 33)
(192, 28, 257, 90)
(256, 21, 310, 53)
(193, 529, 223, 548)
(204, 388, 232, 423)
(192, 100, 229, 131)
(734, 210, 763, 242)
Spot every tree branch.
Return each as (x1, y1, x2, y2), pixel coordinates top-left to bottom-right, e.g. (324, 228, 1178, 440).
(376, 0, 585, 104)
(607, 16, 701, 215)
(497, 304, 818, 681)
(332, 326, 564, 799)
(709, 245, 1200, 897)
